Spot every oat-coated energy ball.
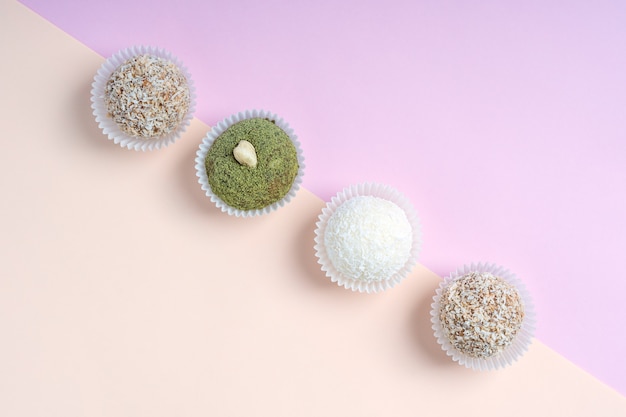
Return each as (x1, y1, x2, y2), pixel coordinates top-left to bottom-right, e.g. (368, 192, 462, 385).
(438, 271, 525, 359)
(431, 263, 535, 370)
(105, 54, 190, 139)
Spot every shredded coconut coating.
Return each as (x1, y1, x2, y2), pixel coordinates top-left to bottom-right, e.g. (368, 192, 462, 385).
(439, 272, 525, 359)
(105, 54, 190, 138)
(324, 196, 412, 282)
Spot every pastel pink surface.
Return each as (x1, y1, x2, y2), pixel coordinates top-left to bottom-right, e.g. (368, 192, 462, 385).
(12, 0, 626, 396)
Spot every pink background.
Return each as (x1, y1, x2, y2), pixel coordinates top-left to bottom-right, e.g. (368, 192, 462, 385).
(17, 0, 626, 395)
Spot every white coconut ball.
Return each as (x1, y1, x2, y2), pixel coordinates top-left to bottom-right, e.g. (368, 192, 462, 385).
(323, 196, 413, 282)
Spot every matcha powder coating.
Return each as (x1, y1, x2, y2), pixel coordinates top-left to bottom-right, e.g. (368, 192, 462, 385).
(205, 118, 299, 211)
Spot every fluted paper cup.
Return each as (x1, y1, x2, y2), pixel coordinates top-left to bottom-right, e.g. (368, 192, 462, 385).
(314, 183, 422, 293)
(91, 45, 196, 151)
(195, 109, 305, 217)
(431, 262, 536, 370)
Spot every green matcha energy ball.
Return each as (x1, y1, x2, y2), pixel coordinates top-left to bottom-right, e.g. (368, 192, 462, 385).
(205, 118, 299, 211)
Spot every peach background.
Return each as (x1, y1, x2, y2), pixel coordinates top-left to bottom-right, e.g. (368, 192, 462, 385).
(0, 1, 624, 415)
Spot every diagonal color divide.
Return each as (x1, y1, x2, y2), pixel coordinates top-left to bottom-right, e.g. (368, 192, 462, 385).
(7, 0, 626, 399)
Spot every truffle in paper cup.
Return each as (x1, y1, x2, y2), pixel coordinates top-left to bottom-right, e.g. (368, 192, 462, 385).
(314, 183, 422, 293)
(195, 109, 305, 217)
(91, 45, 196, 151)
(430, 262, 536, 370)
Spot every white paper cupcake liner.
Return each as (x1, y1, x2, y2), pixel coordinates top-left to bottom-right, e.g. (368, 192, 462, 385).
(194, 109, 305, 217)
(91, 45, 196, 151)
(314, 183, 422, 293)
(430, 262, 536, 370)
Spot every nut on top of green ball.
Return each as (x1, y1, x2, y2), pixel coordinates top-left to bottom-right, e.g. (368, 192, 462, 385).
(205, 118, 299, 211)
(233, 140, 258, 168)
